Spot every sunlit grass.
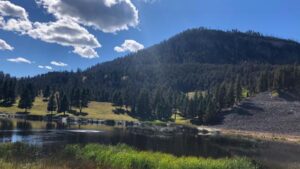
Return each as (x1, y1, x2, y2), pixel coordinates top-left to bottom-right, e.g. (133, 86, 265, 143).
(271, 90, 279, 97)
(0, 97, 137, 121)
(0, 143, 258, 169)
(65, 144, 258, 169)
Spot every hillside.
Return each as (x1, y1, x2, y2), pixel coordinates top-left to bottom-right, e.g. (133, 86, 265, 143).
(27, 28, 300, 94)
(217, 91, 300, 136)
(14, 28, 300, 123)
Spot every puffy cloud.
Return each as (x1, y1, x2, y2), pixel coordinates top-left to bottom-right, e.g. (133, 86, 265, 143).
(0, 0, 141, 58)
(73, 46, 98, 59)
(7, 57, 31, 64)
(0, 38, 14, 50)
(38, 65, 53, 70)
(36, 0, 139, 33)
(114, 39, 144, 53)
(0, 1, 32, 33)
(28, 19, 101, 58)
(0, 1, 100, 58)
(138, 0, 158, 4)
(51, 61, 68, 67)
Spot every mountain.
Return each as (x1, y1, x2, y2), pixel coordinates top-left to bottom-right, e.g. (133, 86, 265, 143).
(24, 28, 300, 98)
(89, 28, 300, 70)
(10, 28, 300, 122)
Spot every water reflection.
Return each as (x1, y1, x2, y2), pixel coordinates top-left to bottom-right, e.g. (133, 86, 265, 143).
(16, 121, 32, 130)
(0, 118, 299, 169)
(0, 119, 13, 130)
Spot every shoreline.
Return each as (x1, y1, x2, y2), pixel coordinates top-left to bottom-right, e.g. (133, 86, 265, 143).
(2, 112, 300, 144)
(197, 126, 300, 144)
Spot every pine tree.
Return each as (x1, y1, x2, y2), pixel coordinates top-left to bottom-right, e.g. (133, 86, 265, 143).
(197, 93, 205, 123)
(81, 89, 90, 107)
(226, 82, 235, 107)
(137, 90, 151, 119)
(18, 87, 33, 113)
(234, 75, 242, 103)
(47, 93, 57, 115)
(112, 91, 123, 108)
(203, 97, 217, 124)
(60, 94, 69, 116)
(43, 85, 51, 100)
(215, 84, 226, 111)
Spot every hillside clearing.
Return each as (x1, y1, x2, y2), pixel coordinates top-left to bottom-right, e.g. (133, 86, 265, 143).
(0, 97, 137, 121)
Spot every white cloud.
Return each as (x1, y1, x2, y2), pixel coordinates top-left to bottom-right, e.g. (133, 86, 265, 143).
(0, 0, 141, 58)
(7, 57, 31, 64)
(137, 0, 158, 4)
(73, 46, 98, 59)
(0, 1, 28, 19)
(45, 65, 52, 70)
(36, 0, 139, 33)
(28, 19, 101, 58)
(0, 1, 32, 33)
(51, 61, 68, 67)
(114, 39, 144, 53)
(0, 38, 14, 50)
(0, 1, 100, 58)
(38, 65, 52, 70)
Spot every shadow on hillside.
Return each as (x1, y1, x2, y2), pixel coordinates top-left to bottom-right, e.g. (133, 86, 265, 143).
(214, 102, 264, 125)
(113, 108, 128, 115)
(68, 110, 88, 116)
(16, 112, 30, 115)
(278, 90, 300, 101)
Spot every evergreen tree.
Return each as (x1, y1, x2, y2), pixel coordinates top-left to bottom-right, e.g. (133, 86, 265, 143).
(112, 91, 123, 108)
(60, 94, 69, 116)
(256, 72, 267, 92)
(70, 88, 80, 109)
(203, 97, 217, 124)
(215, 84, 226, 111)
(47, 93, 57, 115)
(197, 93, 205, 123)
(136, 90, 151, 119)
(81, 89, 90, 107)
(18, 87, 33, 113)
(234, 75, 242, 103)
(226, 82, 235, 107)
(26, 83, 35, 102)
(1, 79, 16, 106)
(43, 85, 51, 100)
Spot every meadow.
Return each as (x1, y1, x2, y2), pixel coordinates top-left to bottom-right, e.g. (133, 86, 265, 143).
(0, 97, 137, 121)
(0, 143, 258, 169)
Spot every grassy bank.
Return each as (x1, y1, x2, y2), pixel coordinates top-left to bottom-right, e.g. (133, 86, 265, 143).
(0, 143, 258, 169)
(0, 97, 137, 121)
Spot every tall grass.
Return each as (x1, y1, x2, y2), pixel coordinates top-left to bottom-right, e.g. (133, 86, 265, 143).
(0, 143, 258, 169)
(65, 144, 258, 169)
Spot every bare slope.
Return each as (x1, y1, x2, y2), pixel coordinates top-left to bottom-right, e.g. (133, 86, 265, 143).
(216, 92, 300, 136)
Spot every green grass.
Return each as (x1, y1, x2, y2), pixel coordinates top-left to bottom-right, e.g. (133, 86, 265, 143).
(0, 97, 137, 121)
(0, 143, 258, 169)
(242, 88, 250, 98)
(271, 90, 279, 97)
(65, 144, 258, 169)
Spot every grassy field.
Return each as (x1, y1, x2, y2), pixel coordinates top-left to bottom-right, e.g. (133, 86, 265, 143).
(0, 143, 258, 169)
(0, 97, 137, 121)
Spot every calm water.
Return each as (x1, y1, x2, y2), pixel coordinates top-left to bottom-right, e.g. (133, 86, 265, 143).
(0, 118, 300, 169)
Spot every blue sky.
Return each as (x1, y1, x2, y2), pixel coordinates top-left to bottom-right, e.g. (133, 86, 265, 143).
(0, 0, 300, 77)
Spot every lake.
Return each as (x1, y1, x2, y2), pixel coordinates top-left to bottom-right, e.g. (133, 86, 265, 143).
(0, 118, 300, 169)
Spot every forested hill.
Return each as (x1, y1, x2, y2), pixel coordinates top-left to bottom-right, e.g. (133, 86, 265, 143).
(4, 28, 300, 122)
(26, 28, 300, 95)
(89, 28, 300, 73)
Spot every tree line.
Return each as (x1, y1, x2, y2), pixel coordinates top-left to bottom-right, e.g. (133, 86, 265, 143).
(1, 63, 300, 124)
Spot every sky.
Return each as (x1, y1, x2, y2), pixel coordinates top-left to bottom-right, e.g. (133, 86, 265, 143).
(0, 0, 300, 77)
